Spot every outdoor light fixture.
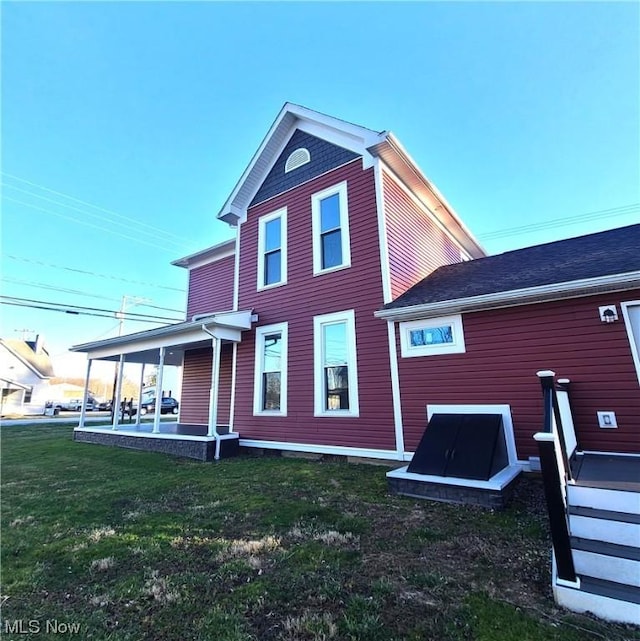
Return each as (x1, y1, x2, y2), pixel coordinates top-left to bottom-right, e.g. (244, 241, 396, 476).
(598, 305, 618, 323)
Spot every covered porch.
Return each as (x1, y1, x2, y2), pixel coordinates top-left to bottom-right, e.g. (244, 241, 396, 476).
(70, 310, 256, 461)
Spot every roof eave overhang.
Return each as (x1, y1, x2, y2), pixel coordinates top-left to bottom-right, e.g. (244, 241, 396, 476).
(172, 238, 236, 269)
(70, 310, 256, 360)
(217, 103, 387, 226)
(0, 341, 52, 379)
(375, 271, 640, 322)
(0, 378, 32, 390)
(367, 134, 486, 260)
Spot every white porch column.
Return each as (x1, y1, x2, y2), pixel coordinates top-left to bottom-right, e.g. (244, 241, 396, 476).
(78, 358, 93, 429)
(136, 363, 145, 427)
(153, 347, 165, 434)
(112, 355, 125, 431)
(208, 337, 221, 439)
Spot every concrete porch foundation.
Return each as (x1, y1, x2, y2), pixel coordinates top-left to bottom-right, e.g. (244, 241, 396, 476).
(74, 423, 239, 461)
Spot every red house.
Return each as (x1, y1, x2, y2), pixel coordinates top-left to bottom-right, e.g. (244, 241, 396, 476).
(72, 103, 640, 469)
(72, 104, 640, 622)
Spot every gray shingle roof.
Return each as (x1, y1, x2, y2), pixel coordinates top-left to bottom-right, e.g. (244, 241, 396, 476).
(384, 224, 640, 310)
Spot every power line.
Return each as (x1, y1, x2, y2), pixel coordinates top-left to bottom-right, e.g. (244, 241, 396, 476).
(0, 296, 183, 322)
(478, 203, 639, 241)
(1, 172, 194, 246)
(3, 196, 182, 254)
(2, 184, 191, 252)
(0, 277, 186, 314)
(4, 254, 185, 293)
(1, 300, 174, 323)
(1, 277, 121, 303)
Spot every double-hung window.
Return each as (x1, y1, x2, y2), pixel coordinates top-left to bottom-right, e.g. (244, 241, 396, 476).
(253, 323, 288, 415)
(257, 208, 287, 289)
(313, 310, 359, 417)
(312, 182, 351, 275)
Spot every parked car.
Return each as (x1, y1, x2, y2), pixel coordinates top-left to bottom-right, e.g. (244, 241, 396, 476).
(130, 397, 179, 416)
(98, 400, 112, 411)
(54, 397, 99, 411)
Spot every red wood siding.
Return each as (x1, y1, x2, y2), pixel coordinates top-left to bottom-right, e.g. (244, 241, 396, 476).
(186, 255, 234, 318)
(234, 159, 397, 451)
(383, 171, 463, 300)
(397, 291, 640, 460)
(180, 345, 233, 425)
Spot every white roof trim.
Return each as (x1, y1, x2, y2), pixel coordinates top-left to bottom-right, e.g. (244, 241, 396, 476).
(172, 238, 235, 269)
(71, 310, 256, 360)
(0, 340, 52, 380)
(368, 134, 485, 259)
(0, 377, 32, 391)
(375, 272, 640, 322)
(217, 102, 386, 225)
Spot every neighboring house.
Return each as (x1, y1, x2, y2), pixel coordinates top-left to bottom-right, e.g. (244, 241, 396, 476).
(71, 103, 640, 466)
(0, 335, 55, 415)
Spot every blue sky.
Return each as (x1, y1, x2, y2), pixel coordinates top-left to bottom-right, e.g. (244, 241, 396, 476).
(1, 2, 638, 379)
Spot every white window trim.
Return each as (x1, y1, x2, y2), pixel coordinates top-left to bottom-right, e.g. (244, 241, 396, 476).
(311, 181, 351, 276)
(257, 208, 287, 291)
(253, 322, 288, 416)
(399, 314, 466, 357)
(313, 309, 359, 417)
(621, 300, 640, 386)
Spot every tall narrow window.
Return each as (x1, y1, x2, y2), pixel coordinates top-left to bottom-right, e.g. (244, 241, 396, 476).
(257, 208, 287, 290)
(313, 310, 359, 417)
(253, 323, 288, 415)
(312, 182, 350, 275)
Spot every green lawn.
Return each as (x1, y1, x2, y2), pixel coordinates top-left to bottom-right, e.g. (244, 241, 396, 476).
(1, 424, 637, 641)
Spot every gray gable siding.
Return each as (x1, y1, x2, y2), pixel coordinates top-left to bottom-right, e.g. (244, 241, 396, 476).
(250, 130, 360, 207)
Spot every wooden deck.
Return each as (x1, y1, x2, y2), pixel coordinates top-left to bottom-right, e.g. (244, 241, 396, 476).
(572, 453, 640, 492)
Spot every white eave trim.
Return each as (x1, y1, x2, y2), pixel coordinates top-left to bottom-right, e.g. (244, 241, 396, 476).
(375, 271, 640, 321)
(367, 134, 485, 259)
(171, 238, 236, 269)
(70, 310, 256, 358)
(0, 377, 32, 391)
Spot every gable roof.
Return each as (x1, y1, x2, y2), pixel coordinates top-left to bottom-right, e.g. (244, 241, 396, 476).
(215, 102, 485, 259)
(377, 224, 640, 320)
(0, 339, 55, 378)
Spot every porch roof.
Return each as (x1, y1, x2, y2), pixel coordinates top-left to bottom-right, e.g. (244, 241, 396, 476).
(70, 310, 256, 364)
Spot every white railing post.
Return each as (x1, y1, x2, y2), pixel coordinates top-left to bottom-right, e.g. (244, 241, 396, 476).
(112, 355, 125, 431)
(208, 337, 221, 440)
(153, 347, 165, 434)
(136, 363, 145, 427)
(79, 358, 92, 428)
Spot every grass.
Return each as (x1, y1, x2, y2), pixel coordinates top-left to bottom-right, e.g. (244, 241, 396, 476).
(1, 423, 638, 641)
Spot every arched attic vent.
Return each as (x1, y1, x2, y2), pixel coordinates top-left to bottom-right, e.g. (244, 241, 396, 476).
(284, 148, 311, 173)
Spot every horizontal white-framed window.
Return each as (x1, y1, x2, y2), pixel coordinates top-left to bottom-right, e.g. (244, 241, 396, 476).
(257, 208, 287, 290)
(253, 322, 288, 416)
(399, 315, 466, 357)
(312, 181, 351, 275)
(313, 309, 359, 417)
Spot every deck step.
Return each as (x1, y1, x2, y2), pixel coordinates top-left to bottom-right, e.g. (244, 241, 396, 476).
(568, 509, 640, 548)
(571, 536, 640, 560)
(578, 575, 640, 605)
(568, 505, 640, 524)
(567, 484, 640, 515)
(553, 579, 640, 625)
(571, 537, 640, 588)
